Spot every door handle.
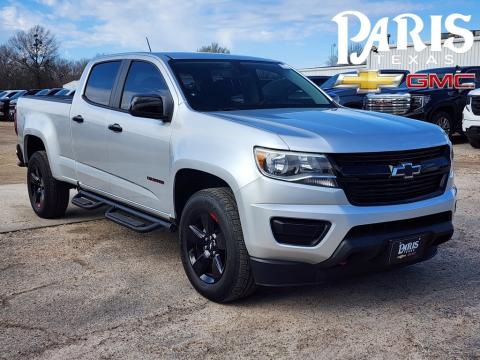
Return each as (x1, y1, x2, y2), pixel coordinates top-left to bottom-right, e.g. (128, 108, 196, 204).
(108, 123, 123, 133)
(72, 115, 84, 123)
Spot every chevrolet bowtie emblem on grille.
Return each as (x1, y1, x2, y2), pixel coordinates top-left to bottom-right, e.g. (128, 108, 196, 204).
(389, 162, 422, 179)
(334, 70, 404, 93)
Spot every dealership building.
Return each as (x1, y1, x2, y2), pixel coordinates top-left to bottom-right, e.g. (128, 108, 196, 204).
(299, 33, 480, 77)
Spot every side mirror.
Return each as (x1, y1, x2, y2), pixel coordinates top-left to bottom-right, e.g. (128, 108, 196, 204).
(129, 94, 172, 121)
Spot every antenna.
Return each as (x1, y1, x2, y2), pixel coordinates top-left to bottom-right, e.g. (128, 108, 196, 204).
(145, 36, 152, 52)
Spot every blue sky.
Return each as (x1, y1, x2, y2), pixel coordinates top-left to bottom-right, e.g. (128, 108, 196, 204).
(0, 0, 479, 68)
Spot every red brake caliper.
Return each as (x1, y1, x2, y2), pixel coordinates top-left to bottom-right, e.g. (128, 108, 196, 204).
(209, 212, 219, 223)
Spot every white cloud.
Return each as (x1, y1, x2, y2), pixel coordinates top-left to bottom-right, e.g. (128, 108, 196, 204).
(0, 0, 433, 54)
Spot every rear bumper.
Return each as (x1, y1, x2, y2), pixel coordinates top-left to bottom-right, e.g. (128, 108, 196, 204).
(251, 213, 453, 286)
(465, 126, 480, 141)
(462, 108, 480, 134)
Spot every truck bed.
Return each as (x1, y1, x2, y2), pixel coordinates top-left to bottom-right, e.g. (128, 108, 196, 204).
(22, 95, 73, 104)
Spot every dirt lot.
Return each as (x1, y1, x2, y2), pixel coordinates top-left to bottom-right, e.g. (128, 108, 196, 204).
(0, 123, 26, 185)
(1, 121, 479, 359)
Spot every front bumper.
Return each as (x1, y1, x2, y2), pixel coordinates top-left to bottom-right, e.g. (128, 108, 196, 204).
(463, 108, 480, 137)
(251, 212, 452, 286)
(236, 172, 456, 268)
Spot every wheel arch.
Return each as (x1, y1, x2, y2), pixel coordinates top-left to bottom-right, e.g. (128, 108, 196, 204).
(428, 103, 457, 123)
(173, 167, 238, 221)
(24, 134, 46, 163)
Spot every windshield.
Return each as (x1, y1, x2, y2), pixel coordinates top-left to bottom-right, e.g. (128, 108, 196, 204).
(320, 74, 340, 90)
(169, 60, 333, 111)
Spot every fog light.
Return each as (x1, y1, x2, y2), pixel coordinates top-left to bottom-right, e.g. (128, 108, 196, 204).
(271, 218, 331, 247)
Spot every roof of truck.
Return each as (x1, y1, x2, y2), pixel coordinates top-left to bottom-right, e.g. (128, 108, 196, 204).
(94, 52, 278, 63)
(158, 52, 277, 62)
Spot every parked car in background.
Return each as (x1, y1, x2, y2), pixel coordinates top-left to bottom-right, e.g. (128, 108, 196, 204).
(42, 88, 63, 96)
(35, 89, 50, 96)
(364, 66, 480, 136)
(54, 88, 76, 97)
(1, 90, 27, 121)
(307, 75, 330, 87)
(0, 90, 23, 99)
(463, 88, 480, 148)
(16, 52, 456, 302)
(320, 70, 409, 109)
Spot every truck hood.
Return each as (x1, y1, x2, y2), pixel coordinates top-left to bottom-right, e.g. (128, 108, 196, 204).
(210, 107, 449, 153)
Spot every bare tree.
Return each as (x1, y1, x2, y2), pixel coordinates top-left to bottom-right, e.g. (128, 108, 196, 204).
(8, 25, 59, 87)
(325, 43, 365, 66)
(0, 45, 16, 89)
(197, 42, 230, 54)
(326, 54, 338, 66)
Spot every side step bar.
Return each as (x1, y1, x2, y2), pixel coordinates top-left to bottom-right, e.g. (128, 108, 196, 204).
(72, 190, 174, 233)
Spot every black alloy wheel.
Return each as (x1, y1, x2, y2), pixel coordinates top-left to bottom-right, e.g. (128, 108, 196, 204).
(186, 210, 226, 284)
(179, 188, 255, 302)
(28, 164, 45, 210)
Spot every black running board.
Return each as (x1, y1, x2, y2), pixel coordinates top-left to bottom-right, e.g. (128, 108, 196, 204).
(72, 190, 174, 233)
(72, 193, 105, 209)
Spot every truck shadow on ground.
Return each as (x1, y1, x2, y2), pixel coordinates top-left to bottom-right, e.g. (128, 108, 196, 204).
(237, 250, 478, 309)
(149, 228, 476, 309)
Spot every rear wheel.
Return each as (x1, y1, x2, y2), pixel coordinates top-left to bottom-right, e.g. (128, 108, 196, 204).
(179, 188, 255, 302)
(27, 151, 70, 219)
(468, 137, 480, 149)
(431, 111, 454, 136)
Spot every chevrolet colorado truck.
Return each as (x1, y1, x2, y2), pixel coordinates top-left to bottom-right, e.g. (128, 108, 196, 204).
(15, 53, 456, 302)
(463, 88, 480, 148)
(363, 66, 480, 136)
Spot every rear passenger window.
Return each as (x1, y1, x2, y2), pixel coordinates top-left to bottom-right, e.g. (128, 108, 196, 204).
(120, 61, 170, 110)
(84, 61, 121, 106)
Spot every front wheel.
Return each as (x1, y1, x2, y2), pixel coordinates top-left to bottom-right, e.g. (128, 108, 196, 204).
(179, 188, 255, 302)
(431, 111, 454, 136)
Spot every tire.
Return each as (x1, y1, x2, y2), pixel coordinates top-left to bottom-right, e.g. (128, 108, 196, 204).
(431, 111, 454, 136)
(27, 151, 70, 219)
(179, 187, 255, 302)
(468, 137, 480, 149)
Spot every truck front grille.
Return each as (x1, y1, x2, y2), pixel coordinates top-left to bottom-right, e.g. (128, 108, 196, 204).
(364, 93, 411, 115)
(472, 96, 480, 116)
(329, 146, 451, 206)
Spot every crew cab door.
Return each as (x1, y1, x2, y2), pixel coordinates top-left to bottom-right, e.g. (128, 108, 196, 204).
(104, 60, 173, 216)
(70, 60, 122, 193)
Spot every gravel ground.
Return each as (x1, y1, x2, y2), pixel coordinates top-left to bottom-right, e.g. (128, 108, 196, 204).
(0, 122, 479, 359)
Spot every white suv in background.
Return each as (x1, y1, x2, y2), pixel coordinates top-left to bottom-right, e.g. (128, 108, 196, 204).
(463, 88, 480, 148)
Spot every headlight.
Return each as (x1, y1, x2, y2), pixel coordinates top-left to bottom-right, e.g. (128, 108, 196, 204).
(254, 147, 338, 187)
(411, 95, 431, 110)
(465, 95, 472, 112)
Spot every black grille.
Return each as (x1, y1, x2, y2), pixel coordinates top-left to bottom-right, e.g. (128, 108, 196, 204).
(472, 96, 480, 116)
(329, 146, 451, 206)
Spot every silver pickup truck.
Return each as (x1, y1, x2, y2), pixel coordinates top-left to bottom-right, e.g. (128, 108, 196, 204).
(15, 52, 456, 302)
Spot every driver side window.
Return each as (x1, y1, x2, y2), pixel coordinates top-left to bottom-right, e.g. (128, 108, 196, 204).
(120, 61, 171, 110)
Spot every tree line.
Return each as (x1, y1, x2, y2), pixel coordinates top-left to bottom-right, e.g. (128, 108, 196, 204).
(0, 25, 88, 90)
(0, 23, 234, 91)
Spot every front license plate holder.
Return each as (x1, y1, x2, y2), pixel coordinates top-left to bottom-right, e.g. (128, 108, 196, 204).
(387, 234, 428, 265)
